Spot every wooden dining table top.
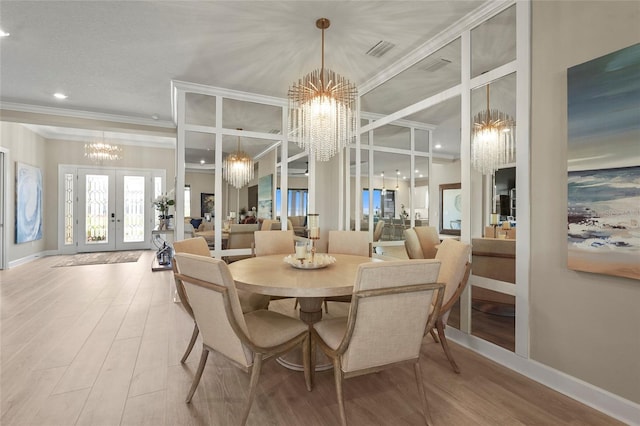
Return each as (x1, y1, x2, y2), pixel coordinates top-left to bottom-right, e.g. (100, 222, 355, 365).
(227, 253, 382, 298)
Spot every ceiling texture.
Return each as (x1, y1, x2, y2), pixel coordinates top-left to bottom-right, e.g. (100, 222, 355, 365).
(1, 1, 511, 171)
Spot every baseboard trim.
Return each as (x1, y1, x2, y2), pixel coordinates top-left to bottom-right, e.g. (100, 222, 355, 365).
(446, 328, 640, 425)
(8, 250, 56, 268)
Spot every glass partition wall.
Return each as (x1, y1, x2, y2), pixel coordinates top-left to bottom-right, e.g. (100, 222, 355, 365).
(353, 2, 527, 354)
(173, 0, 529, 357)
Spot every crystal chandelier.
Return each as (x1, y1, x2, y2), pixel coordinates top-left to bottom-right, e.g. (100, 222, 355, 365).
(84, 132, 122, 162)
(288, 18, 357, 162)
(223, 129, 254, 189)
(471, 84, 515, 175)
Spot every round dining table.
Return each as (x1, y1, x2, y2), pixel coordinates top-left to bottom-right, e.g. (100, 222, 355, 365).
(228, 253, 382, 325)
(228, 253, 382, 371)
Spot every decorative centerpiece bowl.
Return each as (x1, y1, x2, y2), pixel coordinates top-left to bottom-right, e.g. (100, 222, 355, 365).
(283, 253, 336, 270)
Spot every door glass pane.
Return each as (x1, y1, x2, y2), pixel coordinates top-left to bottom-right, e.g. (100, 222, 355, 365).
(123, 176, 145, 243)
(64, 173, 74, 245)
(85, 174, 109, 244)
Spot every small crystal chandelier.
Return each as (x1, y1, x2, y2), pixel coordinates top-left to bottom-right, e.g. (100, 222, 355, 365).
(84, 132, 122, 163)
(471, 84, 515, 175)
(288, 18, 357, 162)
(223, 129, 254, 189)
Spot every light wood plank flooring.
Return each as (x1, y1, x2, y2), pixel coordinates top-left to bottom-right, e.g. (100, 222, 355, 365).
(1, 251, 620, 425)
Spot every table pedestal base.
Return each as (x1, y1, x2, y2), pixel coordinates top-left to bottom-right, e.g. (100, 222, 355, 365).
(277, 296, 334, 371)
(276, 347, 333, 372)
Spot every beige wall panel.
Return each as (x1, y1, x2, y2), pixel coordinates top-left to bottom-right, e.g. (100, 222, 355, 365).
(531, 0, 640, 403)
(1, 122, 48, 260)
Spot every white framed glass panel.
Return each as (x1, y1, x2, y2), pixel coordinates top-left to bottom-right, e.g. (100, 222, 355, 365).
(471, 5, 517, 78)
(222, 98, 282, 133)
(361, 38, 461, 116)
(185, 93, 216, 126)
(373, 124, 411, 150)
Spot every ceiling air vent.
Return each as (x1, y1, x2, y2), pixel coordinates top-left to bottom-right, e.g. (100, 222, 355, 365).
(366, 40, 395, 58)
(420, 58, 452, 72)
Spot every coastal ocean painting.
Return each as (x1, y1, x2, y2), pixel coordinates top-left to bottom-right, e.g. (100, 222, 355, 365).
(567, 43, 640, 281)
(16, 162, 43, 243)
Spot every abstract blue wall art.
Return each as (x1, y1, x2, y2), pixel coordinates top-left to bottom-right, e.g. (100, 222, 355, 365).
(567, 43, 640, 280)
(16, 162, 43, 243)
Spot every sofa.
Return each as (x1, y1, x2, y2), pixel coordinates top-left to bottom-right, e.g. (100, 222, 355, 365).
(288, 216, 306, 237)
(185, 218, 215, 246)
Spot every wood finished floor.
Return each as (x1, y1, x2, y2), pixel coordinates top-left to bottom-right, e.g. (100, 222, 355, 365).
(1, 251, 620, 426)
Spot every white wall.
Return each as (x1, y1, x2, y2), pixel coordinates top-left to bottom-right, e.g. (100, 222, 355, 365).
(531, 0, 640, 403)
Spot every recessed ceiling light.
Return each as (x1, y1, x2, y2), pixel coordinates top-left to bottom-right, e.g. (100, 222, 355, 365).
(415, 169, 419, 173)
(0, 29, 10, 37)
(200, 159, 205, 165)
(151, 114, 159, 120)
(435, 144, 442, 149)
(53, 93, 68, 100)
(419, 174, 424, 178)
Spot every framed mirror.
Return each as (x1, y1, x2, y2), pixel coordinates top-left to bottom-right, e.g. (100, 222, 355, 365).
(440, 183, 461, 235)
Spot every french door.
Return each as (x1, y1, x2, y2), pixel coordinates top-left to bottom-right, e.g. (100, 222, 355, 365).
(76, 168, 153, 252)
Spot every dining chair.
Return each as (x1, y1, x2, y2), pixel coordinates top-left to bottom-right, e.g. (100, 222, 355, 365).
(371, 220, 385, 255)
(427, 238, 471, 374)
(403, 226, 440, 259)
(260, 219, 279, 231)
(173, 252, 311, 425)
(328, 230, 371, 257)
(224, 224, 259, 263)
(173, 237, 270, 363)
(252, 230, 296, 304)
(252, 230, 295, 256)
(311, 260, 445, 426)
(321, 231, 371, 312)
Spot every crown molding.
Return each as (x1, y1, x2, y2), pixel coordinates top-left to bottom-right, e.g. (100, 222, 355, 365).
(0, 101, 175, 129)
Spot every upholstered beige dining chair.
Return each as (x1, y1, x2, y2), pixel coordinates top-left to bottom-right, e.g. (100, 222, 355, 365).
(252, 230, 295, 256)
(403, 226, 440, 259)
(371, 220, 385, 255)
(173, 253, 311, 425)
(260, 219, 279, 231)
(253, 230, 296, 304)
(172, 237, 270, 363)
(321, 231, 371, 312)
(427, 238, 471, 374)
(311, 260, 445, 426)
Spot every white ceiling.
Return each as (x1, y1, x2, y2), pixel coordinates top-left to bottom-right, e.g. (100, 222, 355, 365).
(0, 1, 517, 170)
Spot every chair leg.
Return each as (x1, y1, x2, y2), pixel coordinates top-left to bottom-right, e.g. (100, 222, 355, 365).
(436, 320, 460, 374)
(324, 300, 329, 313)
(309, 332, 317, 389)
(302, 333, 312, 392)
(333, 358, 347, 426)
(241, 353, 263, 426)
(414, 361, 432, 426)
(180, 323, 199, 363)
(429, 328, 439, 343)
(294, 298, 299, 310)
(186, 347, 208, 403)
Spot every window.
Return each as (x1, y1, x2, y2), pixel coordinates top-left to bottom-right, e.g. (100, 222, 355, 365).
(276, 188, 308, 217)
(363, 189, 395, 219)
(184, 185, 191, 218)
